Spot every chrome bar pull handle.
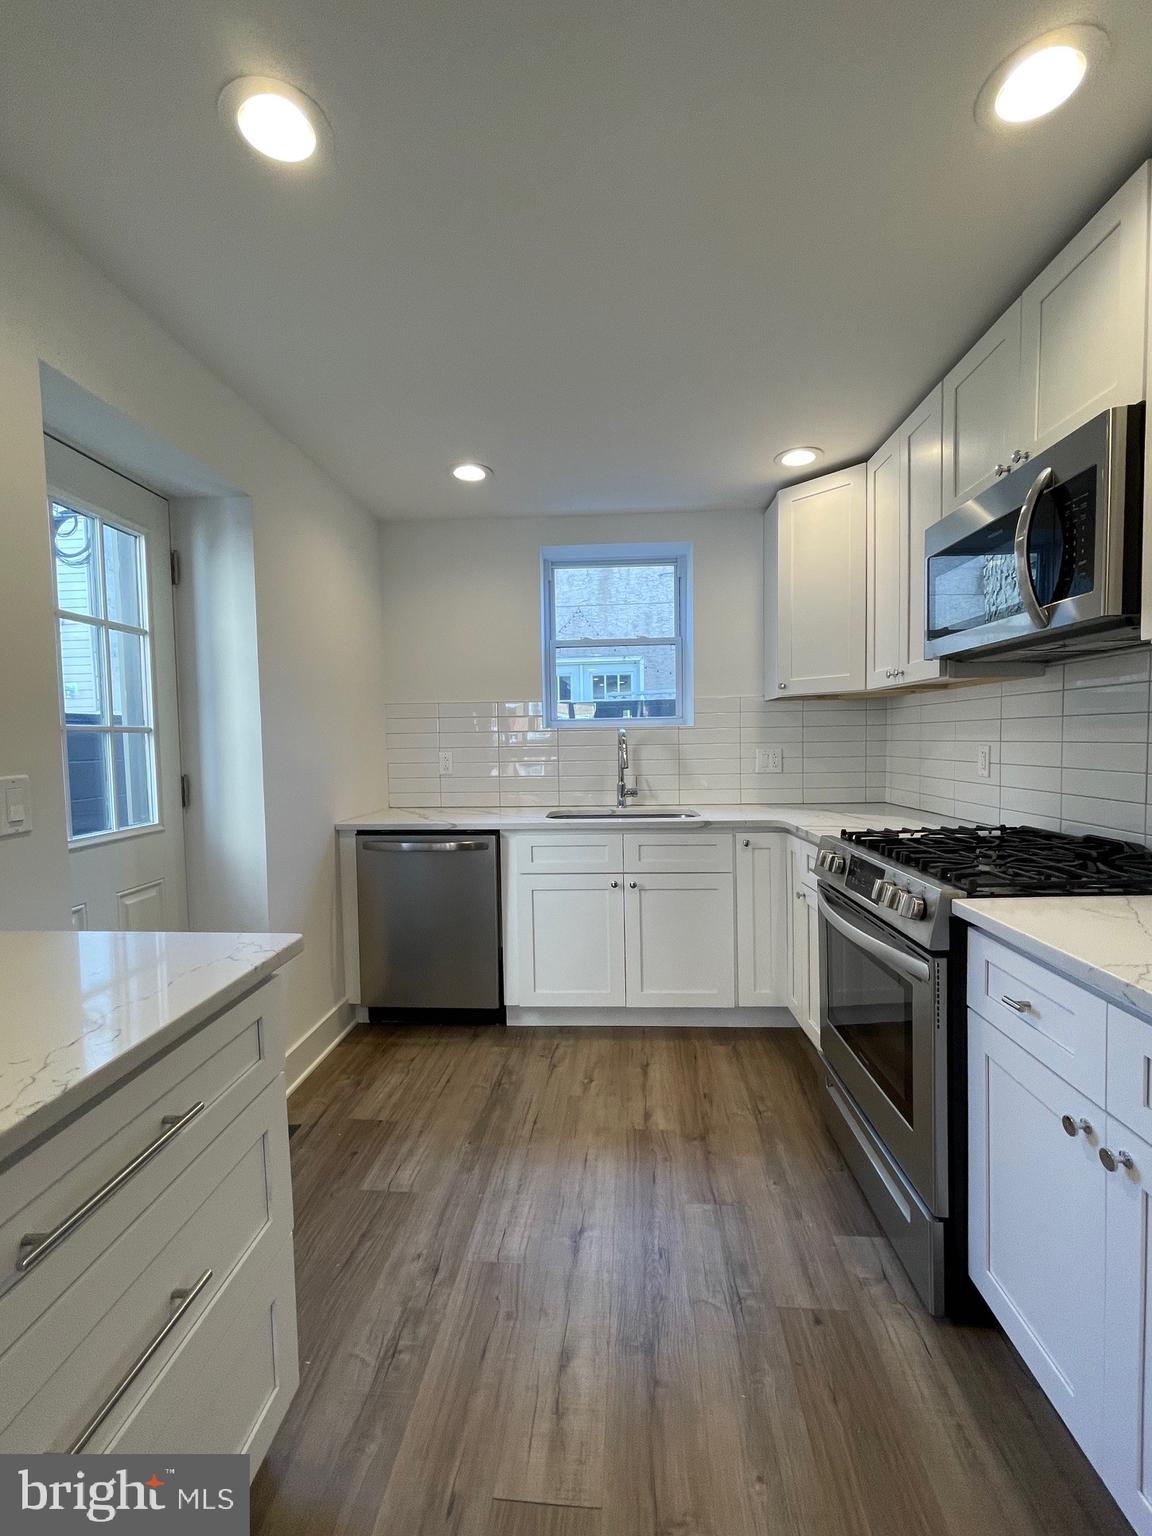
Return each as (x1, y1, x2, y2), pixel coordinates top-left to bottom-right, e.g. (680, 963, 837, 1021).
(17, 1102, 206, 1275)
(66, 1269, 213, 1453)
(1000, 995, 1032, 1014)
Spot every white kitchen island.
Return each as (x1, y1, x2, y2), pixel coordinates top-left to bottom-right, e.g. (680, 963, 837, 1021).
(0, 929, 302, 1466)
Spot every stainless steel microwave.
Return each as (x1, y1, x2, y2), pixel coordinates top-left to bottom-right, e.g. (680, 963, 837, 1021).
(924, 404, 1145, 661)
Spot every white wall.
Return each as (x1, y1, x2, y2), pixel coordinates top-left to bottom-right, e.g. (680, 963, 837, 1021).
(378, 508, 765, 701)
(0, 179, 386, 1067)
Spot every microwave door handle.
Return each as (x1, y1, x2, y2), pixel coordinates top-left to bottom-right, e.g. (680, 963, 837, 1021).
(816, 891, 931, 984)
(1013, 465, 1055, 630)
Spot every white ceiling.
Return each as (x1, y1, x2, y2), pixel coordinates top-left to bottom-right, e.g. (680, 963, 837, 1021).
(1, 1, 1151, 520)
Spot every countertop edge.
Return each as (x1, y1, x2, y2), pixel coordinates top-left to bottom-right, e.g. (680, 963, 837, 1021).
(0, 932, 303, 1168)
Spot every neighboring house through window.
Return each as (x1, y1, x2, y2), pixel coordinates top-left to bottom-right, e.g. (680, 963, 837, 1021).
(540, 543, 693, 726)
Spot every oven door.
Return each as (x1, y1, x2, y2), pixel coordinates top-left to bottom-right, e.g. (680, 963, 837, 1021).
(818, 885, 947, 1214)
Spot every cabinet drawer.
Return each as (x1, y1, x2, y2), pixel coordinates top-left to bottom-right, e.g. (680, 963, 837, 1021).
(0, 979, 280, 1330)
(0, 1077, 291, 1449)
(511, 833, 623, 874)
(790, 838, 818, 891)
(967, 933, 1106, 1102)
(1107, 1005, 1152, 1142)
(623, 831, 733, 873)
(106, 1233, 298, 1466)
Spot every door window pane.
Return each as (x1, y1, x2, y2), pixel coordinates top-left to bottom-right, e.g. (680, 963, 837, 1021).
(52, 506, 101, 618)
(109, 630, 150, 727)
(103, 524, 144, 627)
(65, 729, 113, 838)
(59, 619, 106, 721)
(115, 734, 155, 827)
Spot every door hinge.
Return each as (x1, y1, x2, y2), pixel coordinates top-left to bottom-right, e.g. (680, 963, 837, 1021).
(170, 549, 182, 587)
(180, 773, 191, 810)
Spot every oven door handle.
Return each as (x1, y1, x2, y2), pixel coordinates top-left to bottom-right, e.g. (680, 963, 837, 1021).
(1013, 464, 1055, 630)
(817, 891, 932, 985)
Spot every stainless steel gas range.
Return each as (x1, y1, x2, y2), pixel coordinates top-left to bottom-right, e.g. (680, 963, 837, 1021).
(814, 824, 1152, 1316)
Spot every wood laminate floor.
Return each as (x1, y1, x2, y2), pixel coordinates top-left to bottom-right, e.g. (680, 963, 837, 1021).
(252, 1024, 1128, 1536)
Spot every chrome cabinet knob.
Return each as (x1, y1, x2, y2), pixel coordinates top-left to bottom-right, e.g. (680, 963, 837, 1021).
(629, 881, 638, 889)
(1061, 1114, 1093, 1138)
(1010, 448, 1030, 464)
(610, 880, 619, 888)
(1100, 1147, 1135, 1173)
(778, 682, 787, 690)
(742, 838, 751, 847)
(994, 463, 1010, 477)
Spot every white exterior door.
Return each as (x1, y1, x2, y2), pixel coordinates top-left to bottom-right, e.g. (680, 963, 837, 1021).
(968, 1012, 1106, 1456)
(516, 874, 625, 1006)
(1020, 164, 1149, 457)
(46, 438, 187, 933)
(736, 834, 784, 1007)
(1103, 1119, 1152, 1535)
(941, 302, 1024, 509)
(624, 873, 735, 1007)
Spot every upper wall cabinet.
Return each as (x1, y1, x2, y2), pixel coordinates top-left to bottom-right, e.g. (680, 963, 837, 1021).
(766, 464, 866, 697)
(943, 165, 1150, 514)
(867, 386, 944, 689)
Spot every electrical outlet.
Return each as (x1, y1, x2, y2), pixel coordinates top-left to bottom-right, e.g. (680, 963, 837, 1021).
(755, 748, 783, 774)
(438, 750, 453, 776)
(977, 745, 992, 780)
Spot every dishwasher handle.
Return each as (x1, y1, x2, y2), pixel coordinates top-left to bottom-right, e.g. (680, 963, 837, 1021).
(359, 837, 491, 853)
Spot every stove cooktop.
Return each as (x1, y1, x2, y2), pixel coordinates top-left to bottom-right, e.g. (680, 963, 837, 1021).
(839, 824, 1152, 898)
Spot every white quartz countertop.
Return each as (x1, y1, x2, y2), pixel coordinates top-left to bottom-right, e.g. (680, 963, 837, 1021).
(0, 930, 302, 1166)
(956, 897, 1152, 1017)
(336, 801, 958, 842)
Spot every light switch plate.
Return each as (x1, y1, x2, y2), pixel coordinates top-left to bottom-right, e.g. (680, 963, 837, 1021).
(438, 750, 453, 776)
(0, 775, 31, 836)
(755, 748, 783, 774)
(976, 745, 992, 780)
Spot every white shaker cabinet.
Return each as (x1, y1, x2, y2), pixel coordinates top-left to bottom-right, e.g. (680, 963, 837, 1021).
(967, 1009, 1107, 1457)
(1020, 164, 1149, 458)
(784, 839, 820, 1050)
(624, 873, 735, 1008)
(515, 873, 626, 1006)
(736, 834, 785, 1007)
(1103, 1119, 1152, 1535)
(941, 303, 1024, 511)
(766, 464, 866, 697)
(865, 385, 945, 690)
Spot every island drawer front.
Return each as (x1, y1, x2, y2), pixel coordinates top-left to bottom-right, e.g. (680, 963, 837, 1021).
(0, 979, 280, 1318)
(967, 933, 1107, 1103)
(623, 832, 734, 873)
(512, 833, 624, 874)
(102, 1233, 298, 1464)
(0, 1075, 292, 1446)
(1106, 1005, 1152, 1141)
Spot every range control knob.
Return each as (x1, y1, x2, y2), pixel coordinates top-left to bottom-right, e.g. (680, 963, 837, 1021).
(872, 880, 897, 907)
(817, 850, 832, 871)
(895, 891, 927, 921)
(826, 853, 845, 875)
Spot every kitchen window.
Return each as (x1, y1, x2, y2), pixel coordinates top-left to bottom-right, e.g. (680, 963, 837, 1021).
(50, 499, 159, 840)
(541, 543, 693, 726)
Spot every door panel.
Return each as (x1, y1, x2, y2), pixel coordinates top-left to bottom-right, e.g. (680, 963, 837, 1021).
(866, 432, 902, 689)
(624, 873, 735, 1007)
(901, 386, 944, 683)
(941, 303, 1023, 508)
(1103, 1118, 1152, 1534)
(45, 438, 187, 932)
(516, 875, 625, 1006)
(777, 466, 866, 694)
(736, 834, 784, 1007)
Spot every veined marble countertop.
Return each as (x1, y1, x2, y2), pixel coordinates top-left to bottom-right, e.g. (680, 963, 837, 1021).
(0, 930, 302, 1166)
(956, 897, 1152, 1017)
(336, 801, 961, 842)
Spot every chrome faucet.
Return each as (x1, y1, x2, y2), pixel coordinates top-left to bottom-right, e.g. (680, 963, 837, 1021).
(617, 728, 639, 808)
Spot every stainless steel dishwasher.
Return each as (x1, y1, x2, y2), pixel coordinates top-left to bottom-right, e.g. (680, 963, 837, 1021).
(355, 832, 502, 1012)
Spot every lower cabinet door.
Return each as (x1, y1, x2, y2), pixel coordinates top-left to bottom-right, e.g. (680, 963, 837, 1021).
(516, 874, 626, 1006)
(968, 1012, 1106, 1457)
(1103, 1118, 1152, 1534)
(736, 834, 784, 1006)
(786, 857, 809, 1027)
(624, 873, 735, 1007)
(803, 886, 821, 1052)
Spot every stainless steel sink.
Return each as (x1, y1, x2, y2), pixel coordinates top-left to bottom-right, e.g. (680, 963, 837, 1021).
(545, 808, 701, 820)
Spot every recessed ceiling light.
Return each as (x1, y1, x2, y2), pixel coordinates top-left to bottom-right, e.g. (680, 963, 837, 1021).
(976, 26, 1108, 129)
(451, 462, 492, 482)
(775, 447, 822, 469)
(219, 77, 326, 164)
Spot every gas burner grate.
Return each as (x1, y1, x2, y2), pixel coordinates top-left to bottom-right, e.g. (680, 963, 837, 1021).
(838, 824, 1152, 898)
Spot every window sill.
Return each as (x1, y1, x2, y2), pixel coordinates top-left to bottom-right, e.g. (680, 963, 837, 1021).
(68, 822, 167, 850)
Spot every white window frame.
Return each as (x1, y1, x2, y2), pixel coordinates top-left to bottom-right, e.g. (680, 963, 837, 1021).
(48, 491, 163, 846)
(540, 542, 693, 728)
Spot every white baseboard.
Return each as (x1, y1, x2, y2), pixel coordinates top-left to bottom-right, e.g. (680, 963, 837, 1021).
(286, 997, 358, 1095)
(506, 1005, 797, 1029)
